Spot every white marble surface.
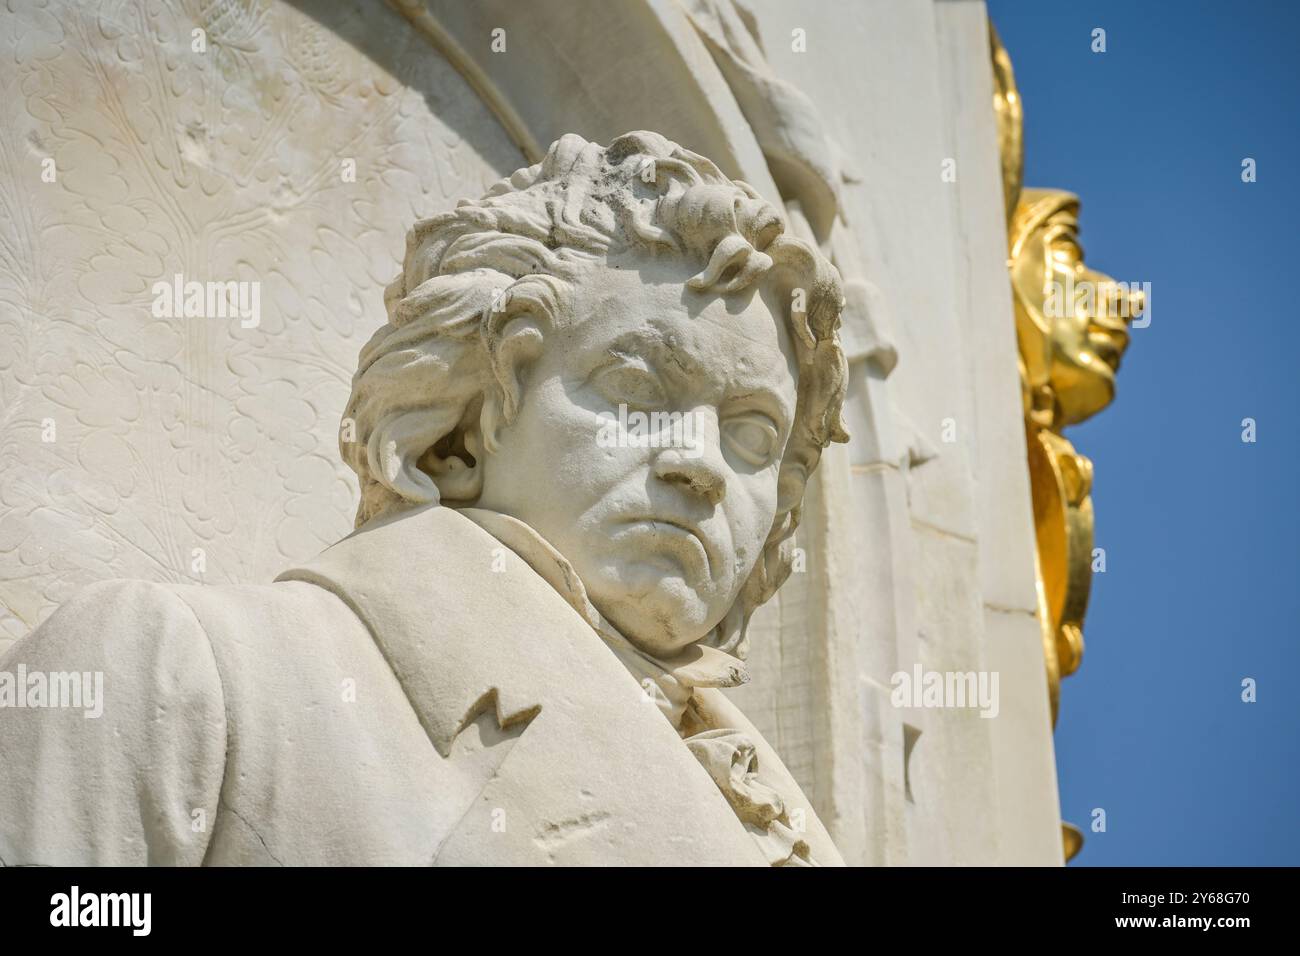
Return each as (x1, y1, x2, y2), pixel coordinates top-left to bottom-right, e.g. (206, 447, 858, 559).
(0, 0, 1061, 865)
(0, 0, 522, 649)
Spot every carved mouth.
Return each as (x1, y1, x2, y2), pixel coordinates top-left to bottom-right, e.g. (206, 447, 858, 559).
(620, 517, 716, 575)
(1087, 328, 1128, 370)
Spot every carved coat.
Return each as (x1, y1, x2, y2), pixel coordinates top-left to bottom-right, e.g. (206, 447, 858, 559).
(0, 504, 842, 866)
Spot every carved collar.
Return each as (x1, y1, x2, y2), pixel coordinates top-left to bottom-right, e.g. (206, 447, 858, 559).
(457, 507, 750, 731)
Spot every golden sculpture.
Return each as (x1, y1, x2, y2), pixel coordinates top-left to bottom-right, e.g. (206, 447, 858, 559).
(1011, 188, 1142, 715)
(990, 23, 1144, 859)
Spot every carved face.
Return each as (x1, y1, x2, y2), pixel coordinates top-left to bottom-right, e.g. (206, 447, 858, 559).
(1009, 189, 1142, 426)
(475, 255, 798, 658)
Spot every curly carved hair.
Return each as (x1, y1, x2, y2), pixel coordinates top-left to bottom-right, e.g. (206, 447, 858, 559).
(342, 131, 848, 656)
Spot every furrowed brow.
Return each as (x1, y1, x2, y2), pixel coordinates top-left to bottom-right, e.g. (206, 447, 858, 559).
(607, 331, 702, 379)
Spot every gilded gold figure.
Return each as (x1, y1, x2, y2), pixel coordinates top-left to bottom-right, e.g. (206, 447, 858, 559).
(1010, 189, 1143, 433)
(991, 23, 1144, 860)
(1008, 189, 1143, 716)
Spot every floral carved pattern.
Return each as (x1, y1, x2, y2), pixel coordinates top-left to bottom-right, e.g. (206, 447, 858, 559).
(0, 0, 522, 649)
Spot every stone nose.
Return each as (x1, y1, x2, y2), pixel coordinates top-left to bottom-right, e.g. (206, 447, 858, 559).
(654, 449, 727, 505)
(652, 411, 727, 506)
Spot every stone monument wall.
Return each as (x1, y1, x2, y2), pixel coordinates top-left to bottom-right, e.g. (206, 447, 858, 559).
(0, 0, 1062, 865)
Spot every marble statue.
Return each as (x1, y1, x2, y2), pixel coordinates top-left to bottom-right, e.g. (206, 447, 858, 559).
(0, 131, 850, 866)
(0, 0, 1075, 867)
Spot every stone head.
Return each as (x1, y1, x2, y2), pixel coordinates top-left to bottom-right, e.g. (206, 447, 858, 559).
(341, 131, 849, 659)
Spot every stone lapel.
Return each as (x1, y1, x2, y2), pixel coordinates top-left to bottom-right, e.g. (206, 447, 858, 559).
(277, 503, 767, 866)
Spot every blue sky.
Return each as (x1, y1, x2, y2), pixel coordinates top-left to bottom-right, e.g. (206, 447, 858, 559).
(987, 0, 1300, 865)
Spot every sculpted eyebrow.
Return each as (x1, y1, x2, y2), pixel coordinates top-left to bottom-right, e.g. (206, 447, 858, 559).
(606, 332, 792, 424)
(607, 333, 701, 378)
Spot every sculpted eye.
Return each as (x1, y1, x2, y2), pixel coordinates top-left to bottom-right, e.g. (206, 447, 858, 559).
(1049, 235, 1084, 266)
(723, 413, 780, 467)
(593, 362, 667, 409)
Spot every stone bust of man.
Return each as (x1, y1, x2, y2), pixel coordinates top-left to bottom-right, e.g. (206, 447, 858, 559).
(0, 131, 849, 866)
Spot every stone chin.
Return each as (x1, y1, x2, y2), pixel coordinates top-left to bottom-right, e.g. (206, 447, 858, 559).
(591, 565, 723, 658)
(555, 508, 750, 657)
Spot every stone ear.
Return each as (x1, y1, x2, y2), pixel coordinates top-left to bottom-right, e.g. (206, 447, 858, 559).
(416, 416, 485, 504)
(481, 295, 546, 453)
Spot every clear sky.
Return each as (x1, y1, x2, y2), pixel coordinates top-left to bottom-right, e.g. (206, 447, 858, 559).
(985, 0, 1300, 865)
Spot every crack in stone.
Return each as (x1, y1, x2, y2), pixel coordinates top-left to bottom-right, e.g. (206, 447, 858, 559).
(221, 801, 285, 866)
